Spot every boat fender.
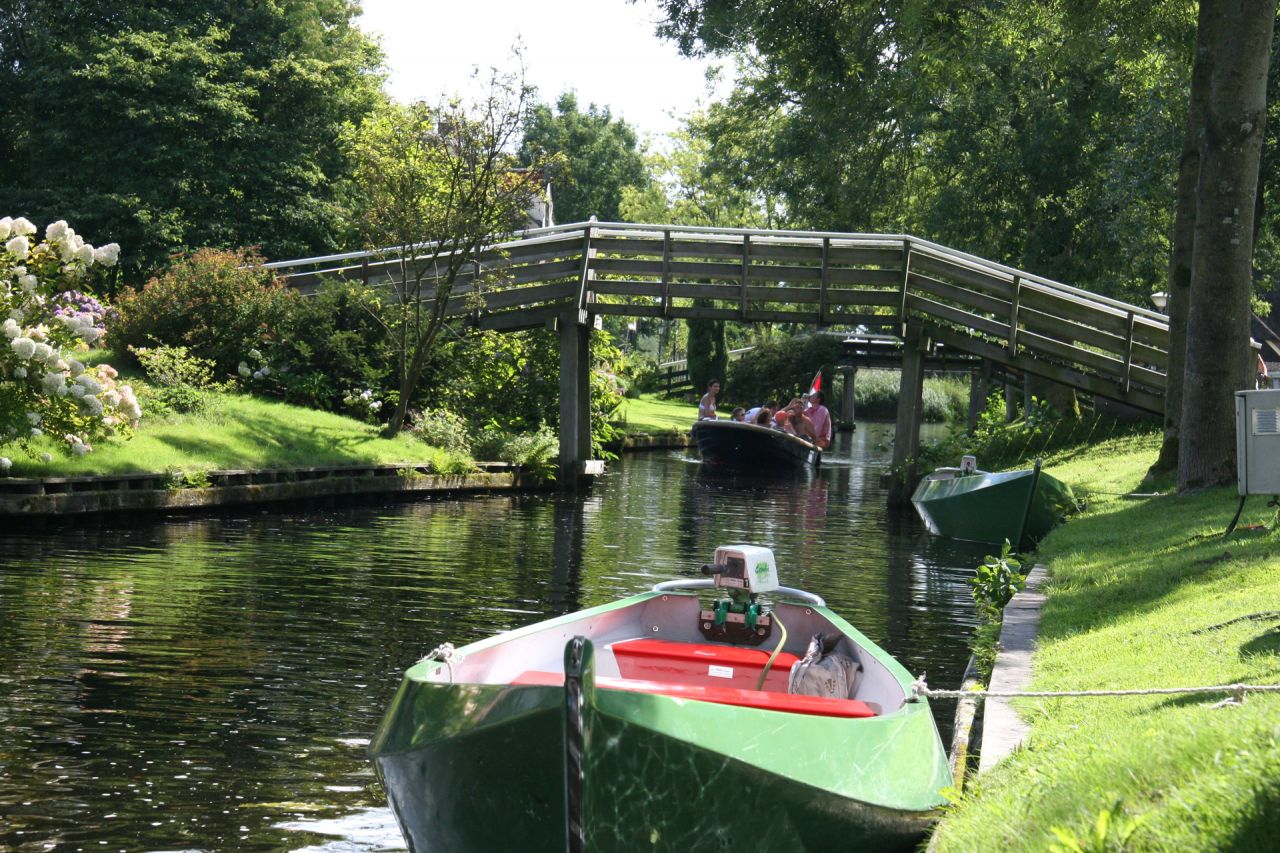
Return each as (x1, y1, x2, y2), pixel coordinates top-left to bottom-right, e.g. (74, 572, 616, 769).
(788, 633, 862, 700)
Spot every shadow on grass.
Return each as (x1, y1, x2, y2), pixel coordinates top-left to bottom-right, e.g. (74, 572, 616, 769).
(1035, 484, 1280, 642)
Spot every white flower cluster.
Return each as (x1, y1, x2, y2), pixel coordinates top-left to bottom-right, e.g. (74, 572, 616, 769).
(238, 347, 275, 381)
(2, 216, 136, 458)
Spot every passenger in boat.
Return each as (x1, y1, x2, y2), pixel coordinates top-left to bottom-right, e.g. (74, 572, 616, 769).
(772, 407, 790, 430)
(697, 379, 720, 420)
(731, 407, 746, 422)
(744, 400, 776, 425)
(784, 399, 817, 443)
(807, 391, 832, 450)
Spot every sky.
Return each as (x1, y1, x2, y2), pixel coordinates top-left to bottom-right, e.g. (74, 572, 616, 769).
(357, 0, 731, 142)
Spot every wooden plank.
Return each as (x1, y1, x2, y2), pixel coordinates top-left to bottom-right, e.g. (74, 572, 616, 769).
(826, 245, 904, 267)
(665, 306, 741, 321)
(669, 238, 750, 259)
(911, 252, 1016, 300)
(745, 263, 824, 283)
(1018, 304, 1128, 357)
(908, 271, 1012, 318)
(1008, 276, 1021, 354)
(899, 239, 912, 333)
(593, 303, 665, 317)
(480, 281, 576, 311)
(905, 293, 1010, 340)
(743, 309, 821, 324)
(478, 304, 564, 332)
(590, 236, 667, 255)
(1018, 285, 1131, 337)
(661, 229, 672, 316)
(591, 256, 664, 277)
(1016, 328, 1129, 381)
(826, 267, 901, 287)
(667, 282, 748, 301)
(819, 237, 830, 323)
(740, 235, 750, 319)
(825, 289, 901, 307)
(1121, 312, 1136, 393)
(593, 280, 662, 298)
(1132, 340, 1168, 369)
(922, 322, 1165, 413)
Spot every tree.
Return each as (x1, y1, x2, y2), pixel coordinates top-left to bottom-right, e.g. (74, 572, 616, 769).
(342, 69, 546, 436)
(0, 1, 384, 275)
(519, 92, 650, 224)
(1177, 0, 1277, 491)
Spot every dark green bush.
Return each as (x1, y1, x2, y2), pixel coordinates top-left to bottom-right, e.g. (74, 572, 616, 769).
(112, 248, 295, 378)
(267, 279, 394, 412)
(727, 333, 845, 406)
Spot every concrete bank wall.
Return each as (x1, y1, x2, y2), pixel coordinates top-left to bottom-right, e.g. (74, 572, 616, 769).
(616, 431, 692, 451)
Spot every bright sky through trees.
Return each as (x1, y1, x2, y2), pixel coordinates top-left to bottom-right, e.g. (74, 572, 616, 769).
(357, 0, 727, 139)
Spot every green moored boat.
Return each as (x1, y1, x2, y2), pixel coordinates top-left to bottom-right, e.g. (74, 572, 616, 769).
(910, 458, 1076, 551)
(370, 546, 951, 852)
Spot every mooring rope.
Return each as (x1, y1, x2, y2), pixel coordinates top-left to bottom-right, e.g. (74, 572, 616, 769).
(910, 675, 1280, 706)
(421, 642, 458, 683)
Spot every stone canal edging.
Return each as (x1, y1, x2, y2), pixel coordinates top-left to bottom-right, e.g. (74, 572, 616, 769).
(978, 562, 1048, 773)
(0, 462, 531, 518)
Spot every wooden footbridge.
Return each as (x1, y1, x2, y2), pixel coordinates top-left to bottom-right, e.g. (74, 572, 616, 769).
(267, 222, 1170, 491)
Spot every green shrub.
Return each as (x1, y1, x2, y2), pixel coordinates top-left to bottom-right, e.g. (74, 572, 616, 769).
(112, 248, 295, 378)
(727, 333, 845, 407)
(130, 345, 230, 416)
(409, 408, 472, 456)
(854, 369, 969, 422)
(473, 426, 558, 482)
(267, 279, 395, 412)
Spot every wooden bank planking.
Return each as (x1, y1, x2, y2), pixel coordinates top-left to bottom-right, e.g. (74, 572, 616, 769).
(0, 462, 531, 518)
(267, 222, 1171, 414)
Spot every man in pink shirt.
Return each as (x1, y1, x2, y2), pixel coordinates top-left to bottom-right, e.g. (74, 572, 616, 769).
(806, 391, 832, 449)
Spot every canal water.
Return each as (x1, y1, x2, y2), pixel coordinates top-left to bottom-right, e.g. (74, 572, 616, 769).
(0, 422, 988, 852)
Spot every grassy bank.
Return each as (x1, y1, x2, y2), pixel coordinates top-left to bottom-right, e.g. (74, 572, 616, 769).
(1, 390, 467, 477)
(934, 432, 1280, 850)
(616, 394, 694, 434)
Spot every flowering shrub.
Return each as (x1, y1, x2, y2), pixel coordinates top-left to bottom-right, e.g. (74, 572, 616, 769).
(408, 408, 471, 456)
(132, 345, 229, 416)
(112, 247, 296, 378)
(341, 388, 385, 423)
(1, 216, 137, 458)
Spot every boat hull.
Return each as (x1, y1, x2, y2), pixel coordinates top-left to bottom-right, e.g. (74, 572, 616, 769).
(692, 420, 820, 471)
(910, 468, 1075, 550)
(371, 593, 949, 852)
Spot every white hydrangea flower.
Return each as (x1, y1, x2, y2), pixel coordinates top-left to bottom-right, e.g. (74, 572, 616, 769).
(259, 365, 270, 377)
(40, 453, 52, 463)
(94, 243, 120, 266)
(75, 244, 95, 266)
(75, 374, 104, 395)
(13, 367, 26, 378)
(30, 427, 42, 437)
(0, 456, 10, 471)
(67, 358, 84, 375)
(26, 412, 41, 425)
(18, 274, 36, 292)
(68, 384, 85, 398)
(1, 318, 18, 338)
(248, 348, 262, 360)
(82, 396, 103, 415)
(5, 235, 30, 259)
(31, 342, 52, 361)
(45, 220, 68, 241)
(238, 362, 251, 377)
(252, 370, 263, 380)
(0, 217, 11, 239)
(41, 372, 66, 393)
(10, 217, 36, 236)
(9, 308, 23, 323)
(103, 390, 121, 407)
(10, 336, 35, 359)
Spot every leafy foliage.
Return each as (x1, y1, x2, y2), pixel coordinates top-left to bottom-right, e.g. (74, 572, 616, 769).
(112, 248, 296, 379)
(130, 345, 228, 416)
(970, 540, 1025, 612)
(726, 333, 843, 407)
(520, 92, 649, 223)
(686, 316, 727, 401)
(409, 408, 473, 457)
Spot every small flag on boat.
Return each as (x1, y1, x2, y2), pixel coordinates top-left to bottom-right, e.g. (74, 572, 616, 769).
(809, 370, 822, 395)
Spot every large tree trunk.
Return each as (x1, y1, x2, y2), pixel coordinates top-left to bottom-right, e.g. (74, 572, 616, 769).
(1152, 0, 1219, 474)
(1178, 0, 1277, 492)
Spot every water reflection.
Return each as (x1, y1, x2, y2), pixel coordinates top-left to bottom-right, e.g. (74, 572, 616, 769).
(0, 422, 984, 851)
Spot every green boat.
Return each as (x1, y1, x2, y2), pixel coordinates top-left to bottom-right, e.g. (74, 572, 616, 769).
(370, 545, 951, 852)
(910, 458, 1076, 551)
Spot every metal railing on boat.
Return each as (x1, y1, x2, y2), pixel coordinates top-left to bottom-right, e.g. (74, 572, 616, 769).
(651, 579, 826, 607)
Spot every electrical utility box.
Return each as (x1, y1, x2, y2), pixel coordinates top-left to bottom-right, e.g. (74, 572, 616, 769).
(1235, 389, 1280, 495)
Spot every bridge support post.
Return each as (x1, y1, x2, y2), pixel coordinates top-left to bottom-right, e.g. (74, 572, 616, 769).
(889, 327, 926, 507)
(558, 311, 594, 488)
(968, 360, 992, 431)
(839, 366, 858, 429)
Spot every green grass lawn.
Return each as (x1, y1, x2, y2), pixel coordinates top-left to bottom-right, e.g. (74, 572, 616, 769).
(614, 394, 696, 435)
(934, 431, 1280, 850)
(1, 390, 464, 477)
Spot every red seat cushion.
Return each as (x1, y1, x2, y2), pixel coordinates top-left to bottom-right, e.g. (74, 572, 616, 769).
(511, 670, 876, 719)
(610, 638, 800, 693)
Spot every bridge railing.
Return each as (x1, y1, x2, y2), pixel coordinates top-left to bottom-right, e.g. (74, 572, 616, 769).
(264, 221, 1169, 412)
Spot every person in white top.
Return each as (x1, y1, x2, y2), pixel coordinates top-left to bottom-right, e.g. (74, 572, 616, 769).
(697, 379, 720, 420)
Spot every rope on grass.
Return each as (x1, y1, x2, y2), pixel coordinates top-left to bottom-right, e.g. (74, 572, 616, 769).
(909, 675, 1280, 707)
